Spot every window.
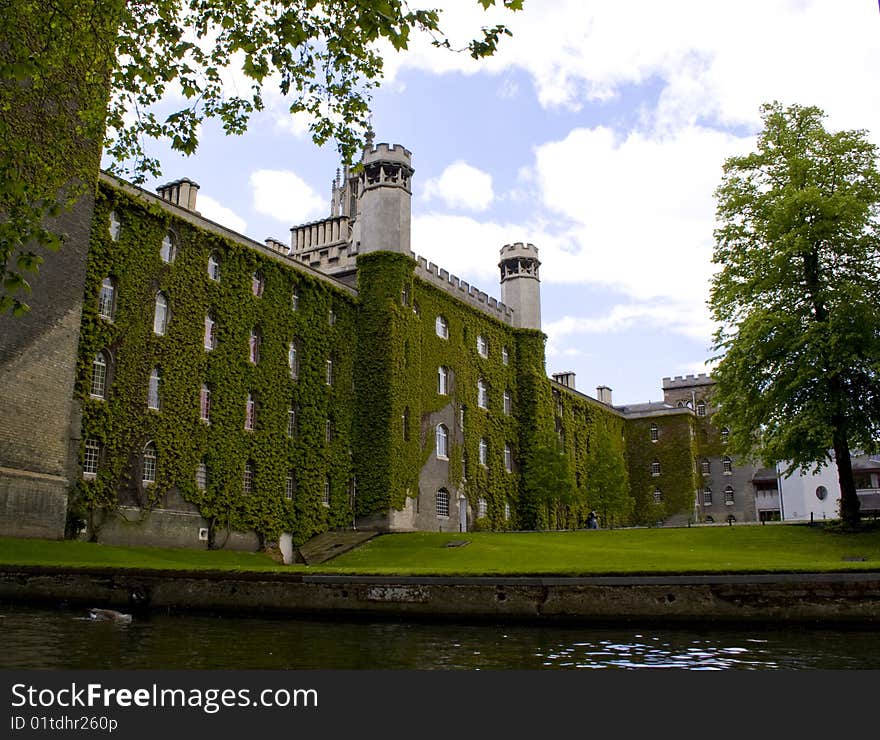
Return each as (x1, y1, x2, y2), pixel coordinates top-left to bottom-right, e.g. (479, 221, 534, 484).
(322, 476, 331, 506)
(325, 418, 332, 445)
(153, 292, 169, 335)
(435, 316, 448, 339)
(696, 400, 706, 417)
(83, 439, 100, 477)
(401, 284, 410, 306)
(285, 471, 296, 501)
(437, 366, 449, 395)
(459, 405, 465, 430)
(503, 390, 512, 416)
(477, 497, 488, 518)
(198, 314, 215, 354)
(504, 443, 513, 473)
(199, 384, 211, 423)
(504, 501, 511, 521)
(208, 253, 220, 281)
(245, 392, 256, 430)
(287, 405, 297, 437)
(651, 459, 661, 477)
(249, 328, 261, 364)
(98, 277, 116, 320)
(142, 441, 157, 484)
(288, 340, 300, 379)
(436, 489, 450, 517)
(325, 356, 334, 386)
(650, 423, 659, 442)
(328, 307, 336, 326)
(196, 461, 208, 491)
(91, 352, 108, 399)
(436, 424, 449, 459)
(476, 334, 488, 358)
(702, 487, 713, 505)
(501, 346, 509, 365)
(402, 407, 410, 441)
(721, 427, 730, 444)
(477, 379, 488, 409)
(724, 486, 735, 505)
(701, 458, 710, 475)
(653, 487, 663, 503)
(147, 367, 161, 410)
(108, 211, 120, 241)
(722, 456, 732, 475)
(252, 271, 264, 297)
(243, 461, 254, 494)
(160, 232, 177, 263)
(479, 438, 488, 467)
(816, 485, 828, 501)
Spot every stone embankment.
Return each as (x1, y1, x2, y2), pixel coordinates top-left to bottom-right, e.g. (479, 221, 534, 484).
(2, 567, 880, 622)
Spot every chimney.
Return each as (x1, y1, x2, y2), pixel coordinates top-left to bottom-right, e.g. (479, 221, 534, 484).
(596, 385, 613, 405)
(552, 371, 576, 389)
(156, 177, 200, 212)
(265, 238, 289, 255)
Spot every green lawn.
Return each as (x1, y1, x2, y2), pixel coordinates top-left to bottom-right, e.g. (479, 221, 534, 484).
(1, 523, 879, 576)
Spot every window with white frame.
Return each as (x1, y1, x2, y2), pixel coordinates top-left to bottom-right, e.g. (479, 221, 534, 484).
(291, 287, 300, 311)
(401, 284, 410, 306)
(285, 471, 296, 501)
(504, 443, 513, 472)
(287, 405, 297, 437)
(196, 460, 208, 491)
(325, 356, 334, 386)
(702, 487, 713, 505)
(325, 418, 332, 445)
(435, 315, 448, 339)
(724, 485, 735, 505)
(435, 489, 450, 517)
(435, 424, 449, 459)
(98, 277, 116, 320)
(108, 211, 121, 241)
(142, 441, 157, 484)
(504, 501, 511, 521)
(288, 339, 300, 379)
(721, 427, 730, 444)
(252, 271, 264, 297)
(328, 307, 336, 326)
(479, 437, 488, 467)
(147, 367, 161, 410)
(91, 352, 108, 399)
(83, 438, 100, 477)
(477, 497, 488, 518)
(696, 400, 706, 416)
(437, 366, 449, 395)
(501, 346, 509, 365)
(701, 458, 710, 475)
(199, 384, 211, 423)
(153, 292, 169, 335)
(476, 334, 488, 358)
(503, 390, 512, 415)
(459, 405, 465, 430)
(160, 232, 177, 263)
(243, 461, 254, 494)
(249, 328, 261, 364)
(477, 379, 488, 409)
(322, 476, 331, 506)
(204, 313, 217, 351)
(650, 423, 659, 442)
(245, 392, 256, 430)
(651, 459, 661, 477)
(208, 253, 220, 281)
(653, 487, 663, 503)
(722, 456, 732, 474)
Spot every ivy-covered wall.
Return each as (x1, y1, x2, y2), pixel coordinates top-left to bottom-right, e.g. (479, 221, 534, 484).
(74, 182, 357, 547)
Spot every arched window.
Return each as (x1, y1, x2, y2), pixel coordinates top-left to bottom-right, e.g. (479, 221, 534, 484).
(479, 437, 489, 467)
(285, 471, 296, 501)
(243, 461, 254, 494)
(199, 384, 211, 423)
(651, 459, 661, 476)
(322, 476, 331, 506)
(435, 424, 449, 459)
(650, 423, 659, 442)
(98, 277, 116, 320)
(504, 443, 513, 472)
(108, 211, 121, 241)
(207, 252, 220, 281)
(160, 232, 177, 263)
(722, 456, 733, 474)
(287, 404, 297, 438)
(696, 400, 706, 417)
(437, 366, 449, 395)
(249, 328, 261, 364)
(653, 487, 663, 503)
(721, 427, 730, 444)
(142, 441, 157, 484)
(196, 460, 208, 490)
(288, 339, 300, 379)
(204, 313, 217, 351)
(252, 271, 264, 297)
(147, 367, 161, 410)
(435, 489, 450, 517)
(476, 334, 488, 358)
(477, 497, 488, 518)
(91, 352, 108, 399)
(724, 485, 735, 505)
(435, 315, 448, 339)
(153, 292, 169, 335)
(325, 356, 334, 386)
(702, 487, 713, 505)
(477, 379, 488, 409)
(701, 458, 710, 475)
(83, 439, 100, 477)
(503, 390, 512, 416)
(244, 392, 257, 430)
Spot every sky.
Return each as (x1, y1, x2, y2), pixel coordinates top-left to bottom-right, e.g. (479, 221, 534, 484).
(122, 0, 880, 407)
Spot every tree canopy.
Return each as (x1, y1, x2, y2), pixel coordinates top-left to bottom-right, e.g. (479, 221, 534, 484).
(0, 0, 522, 314)
(709, 102, 880, 527)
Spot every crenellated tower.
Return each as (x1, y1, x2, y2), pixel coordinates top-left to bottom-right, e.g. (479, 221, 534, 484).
(499, 242, 542, 330)
(356, 137, 414, 255)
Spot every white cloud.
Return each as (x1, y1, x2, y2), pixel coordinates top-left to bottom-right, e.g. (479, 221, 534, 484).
(249, 169, 326, 224)
(197, 194, 247, 235)
(422, 161, 495, 212)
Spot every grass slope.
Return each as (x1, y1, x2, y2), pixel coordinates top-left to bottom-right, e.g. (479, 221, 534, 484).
(1, 524, 879, 576)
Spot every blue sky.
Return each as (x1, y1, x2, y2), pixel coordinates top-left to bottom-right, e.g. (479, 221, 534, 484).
(123, 0, 880, 406)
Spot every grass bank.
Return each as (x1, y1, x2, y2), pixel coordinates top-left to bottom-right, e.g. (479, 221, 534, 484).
(1, 523, 880, 576)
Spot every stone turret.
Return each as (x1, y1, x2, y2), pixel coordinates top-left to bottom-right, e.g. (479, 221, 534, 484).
(357, 139, 414, 255)
(499, 242, 541, 330)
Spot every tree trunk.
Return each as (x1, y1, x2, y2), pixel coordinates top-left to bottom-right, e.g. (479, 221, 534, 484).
(833, 428, 861, 528)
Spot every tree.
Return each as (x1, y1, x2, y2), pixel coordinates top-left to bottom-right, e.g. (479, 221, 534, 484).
(520, 429, 577, 530)
(584, 416, 631, 527)
(710, 102, 880, 529)
(0, 0, 523, 314)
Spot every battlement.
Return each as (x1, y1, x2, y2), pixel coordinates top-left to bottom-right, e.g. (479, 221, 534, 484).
(290, 215, 351, 254)
(412, 252, 515, 326)
(662, 373, 714, 389)
(363, 142, 412, 165)
(500, 242, 539, 258)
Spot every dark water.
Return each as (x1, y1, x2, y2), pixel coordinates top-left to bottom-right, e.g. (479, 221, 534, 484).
(2, 603, 879, 670)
